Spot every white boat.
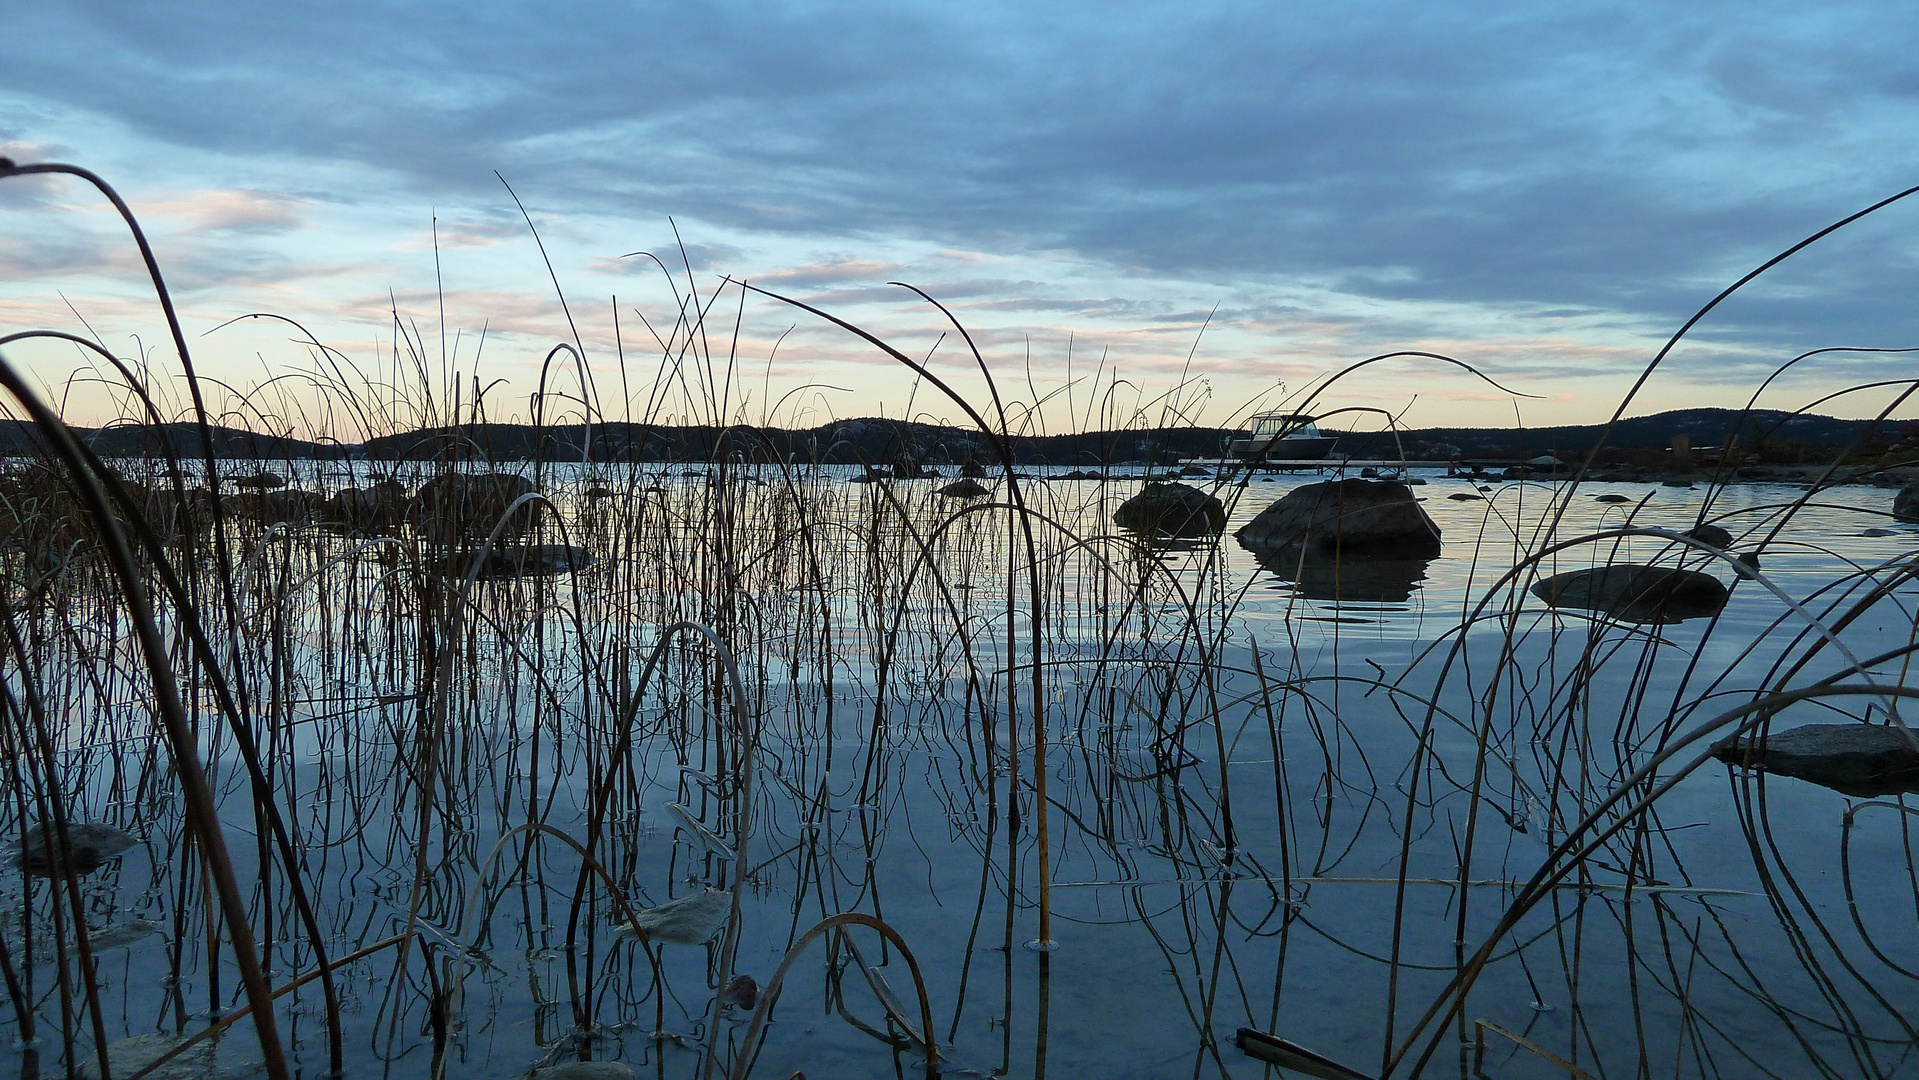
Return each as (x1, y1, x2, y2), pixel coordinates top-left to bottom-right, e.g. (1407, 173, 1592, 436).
(1227, 413, 1339, 462)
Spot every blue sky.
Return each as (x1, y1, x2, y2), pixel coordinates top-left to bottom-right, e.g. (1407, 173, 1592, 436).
(4, 1, 1919, 435)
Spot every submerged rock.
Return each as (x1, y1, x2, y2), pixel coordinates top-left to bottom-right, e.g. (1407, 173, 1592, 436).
(1714, 723, 1919, 796)
(1595, 494, 1633, 504)
(1449, 492, 1484, 501)
(1113, 482, 1226, 537)
(79, 1032, 260, 1080)
(721, 972, 760, 1010)
(621, 889, 731, 945)
(18, 822, 135, 877)
(1237, 478, 1441, 559)
(1530, 565, 1729, 624)
(937, 479, 992, 499)
(532, 1064, 635, 1080)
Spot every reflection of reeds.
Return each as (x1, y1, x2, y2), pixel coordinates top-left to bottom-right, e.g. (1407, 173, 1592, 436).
(2, 155, 1919, 1078)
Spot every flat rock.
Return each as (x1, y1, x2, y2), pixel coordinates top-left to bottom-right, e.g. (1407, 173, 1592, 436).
(1113, 482, 1226, 537)
(1713, 723, 1919, 796)
(1595, 494, 1633, 504)
(1530, 565, 1729, 624)
(1237, 479, 1440, 558)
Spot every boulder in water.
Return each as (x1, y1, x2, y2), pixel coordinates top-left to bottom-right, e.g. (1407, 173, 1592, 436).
(324, 480, 406, 533)
(1113, 482, 1226, 537)
(937, 479, 991, 499)
(1530, 564, 1729, 624)
(411, 472, 540, 544)
(1236, 478, 1440, 558)
(1896, 482, 1919, 522)
(1714, 723, 1919, 796)
(228, 470, 284, 490)
(19, 822, 135, 877)
(1684, 523, 1734, 548)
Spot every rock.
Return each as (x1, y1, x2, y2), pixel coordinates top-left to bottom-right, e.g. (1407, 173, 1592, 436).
(1502, 466, 1532, 480)
(1179, 465, 1210, 477)
(79, 1032, 260, 1080)
(1714, 723, 1919, 796)
(960, 458, 988, 479)
(235, 489, 317, 524)
(1449, 492, 1484, 501)
(18, 822, 135, 877)
(721, 973, 760, 1011)
(228, 471, 284, 490)
(411, 473, 540, 544)
(323, 481, 406, 533)
(1359, 467, 1378, 478)
(532, 1064, 635, 1080)
(446, 543, 595, 580)
(621, 889, 731, 945)
(1862, 527, 1899, 537)
(1684, 523, 1734, 548)
(1237, 478, 1441, 558)
(1113, 482, 1226, 537)
(1530, 565, 1729, 624)
(1060, 469, 1100, 480)
(1595, 494, 1633, 504)
(1895, 482, 1919, 522)
(937, 479, 991, 499)
(1662, 478, 1696, 488)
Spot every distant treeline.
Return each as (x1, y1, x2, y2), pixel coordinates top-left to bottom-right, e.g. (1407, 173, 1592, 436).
(0, 407, 1909, 465)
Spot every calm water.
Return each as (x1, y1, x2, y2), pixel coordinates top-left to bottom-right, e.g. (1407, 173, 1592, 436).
(11, 464, 1919, 1079)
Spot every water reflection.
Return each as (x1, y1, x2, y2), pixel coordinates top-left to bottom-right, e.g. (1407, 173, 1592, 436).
(1246, 543, 1434, 602)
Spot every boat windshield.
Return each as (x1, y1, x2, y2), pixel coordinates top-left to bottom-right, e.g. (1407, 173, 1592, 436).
(1248, 415, 1318, 439)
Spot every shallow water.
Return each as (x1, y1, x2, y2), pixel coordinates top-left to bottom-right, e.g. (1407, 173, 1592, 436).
(7, 463, 1919, 1078)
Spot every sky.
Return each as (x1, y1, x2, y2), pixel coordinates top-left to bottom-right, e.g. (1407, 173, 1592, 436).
(4, 1, 1919, 438)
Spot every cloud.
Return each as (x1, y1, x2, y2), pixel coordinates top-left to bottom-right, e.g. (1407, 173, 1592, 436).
(131, 188, 305, 233)
(6, 1, 1919, 426)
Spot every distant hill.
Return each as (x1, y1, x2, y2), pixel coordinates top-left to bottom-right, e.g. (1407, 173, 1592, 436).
(0, 407, 1906, 465)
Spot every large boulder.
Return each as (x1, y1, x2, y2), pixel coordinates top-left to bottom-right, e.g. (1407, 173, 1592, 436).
(411, 472, 540, 544)
(1113, 482, 1226, 537)
(1895, 482, 1919, 522)
(1530, 564, 1729, 624)
(1714, 723, 1919, 796)
(1235, 478, 1440, 558)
